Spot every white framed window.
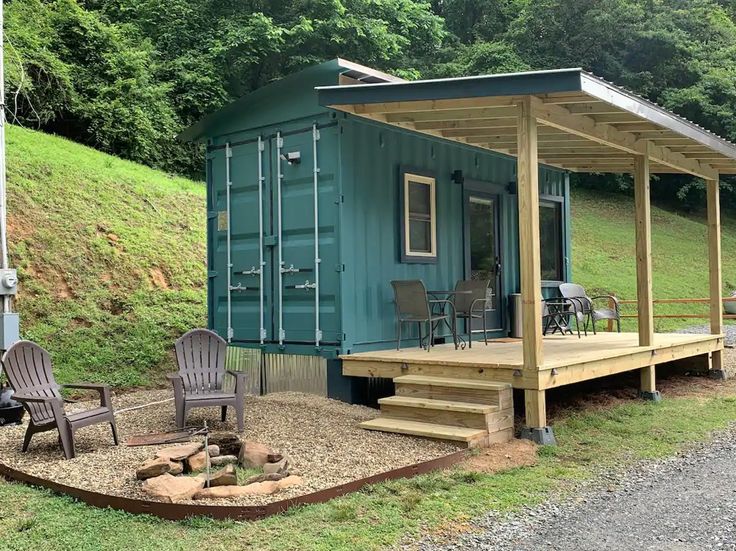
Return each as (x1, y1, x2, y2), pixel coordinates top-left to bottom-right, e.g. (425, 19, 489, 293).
(402, 171, 437, 262)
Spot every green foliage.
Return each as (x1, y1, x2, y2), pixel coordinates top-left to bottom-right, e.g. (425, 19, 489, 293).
(6, 125, 206, 387)
(6, 0, 446, 176)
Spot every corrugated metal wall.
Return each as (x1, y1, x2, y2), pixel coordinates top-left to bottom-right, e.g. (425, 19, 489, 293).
(338, 116, 568, 353)
(224, 346, 328, 396)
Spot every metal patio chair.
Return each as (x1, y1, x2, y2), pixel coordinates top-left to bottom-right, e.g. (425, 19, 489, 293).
(391, 280, 457, 351)
(559, 283, 621, 334)
(168, 329, 246, 431)
(2, 340, 119, 459)
(453, 279, 492, 347)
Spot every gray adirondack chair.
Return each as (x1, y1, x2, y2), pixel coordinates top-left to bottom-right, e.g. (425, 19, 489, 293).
(2, 340, 119, 459)
(168, 329, 246, 431)
(559, 283, 621, 333)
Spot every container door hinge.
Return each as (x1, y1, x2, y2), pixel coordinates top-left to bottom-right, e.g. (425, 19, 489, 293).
(335, 194, 344, 204)
(335, 264, 345, 272)
(207, 270, 218, 278)
(276, 136, 284, 148)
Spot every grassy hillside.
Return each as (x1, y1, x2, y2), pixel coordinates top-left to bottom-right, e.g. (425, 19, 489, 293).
(7, 126, 206, 387)
(571, 188, 736, 331)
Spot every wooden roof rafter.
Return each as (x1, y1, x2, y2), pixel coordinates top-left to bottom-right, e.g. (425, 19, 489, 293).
(317, 68, 736, 176)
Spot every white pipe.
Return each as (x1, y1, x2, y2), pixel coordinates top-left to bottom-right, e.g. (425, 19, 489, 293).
(0, 1, 9, 314)
(257, 136, 265, 344)
(225, 143, 233, 342)
(312, 124, 321, 346)
(276, 133, 284, 345)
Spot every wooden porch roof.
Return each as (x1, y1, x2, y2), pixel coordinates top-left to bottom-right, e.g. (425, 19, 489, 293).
(317, 68, 736, 178)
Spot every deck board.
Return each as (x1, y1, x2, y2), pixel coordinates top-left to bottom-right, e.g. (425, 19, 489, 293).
(341, 332, 723, 390)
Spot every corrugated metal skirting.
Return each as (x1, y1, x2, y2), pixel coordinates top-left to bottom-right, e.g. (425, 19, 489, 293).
(224, 347, 328, 397)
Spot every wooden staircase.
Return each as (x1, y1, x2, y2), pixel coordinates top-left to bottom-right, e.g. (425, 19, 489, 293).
(360, 375, 514, 448)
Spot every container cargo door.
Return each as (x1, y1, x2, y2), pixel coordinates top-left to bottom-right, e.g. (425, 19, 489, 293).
(273, 125, 340, 345)
(224, 138, 273, 343)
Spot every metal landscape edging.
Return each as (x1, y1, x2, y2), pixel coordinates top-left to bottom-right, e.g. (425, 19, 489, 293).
(0, 449, 468, 521)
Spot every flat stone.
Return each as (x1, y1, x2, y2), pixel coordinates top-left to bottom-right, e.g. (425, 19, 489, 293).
(209, 433, 242, 456)
(194, 481, 280, 499)
(239, 441, 274, 468)
(136, 457, 181, 480)
(244, 472, 288, 485)
(186, 445, 219, 472)
(155, 442, 203, 462)
(199, 464, 237, 487)
(210, 454, 238, 467)
(277, 475, 304, 490)
(263, 457, 289, 475)
(141, 473, 205, 503)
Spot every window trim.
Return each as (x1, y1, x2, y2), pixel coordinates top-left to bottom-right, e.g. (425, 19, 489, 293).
(539, 197, 564, 284)
(400, 169, 438, 263)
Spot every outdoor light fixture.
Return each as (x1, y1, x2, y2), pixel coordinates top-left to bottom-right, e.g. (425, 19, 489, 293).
(451, 170, 464, 185)
(280, 151, 301, 165)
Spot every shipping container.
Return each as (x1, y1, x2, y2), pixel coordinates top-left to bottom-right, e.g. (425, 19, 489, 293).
(181, 59, 571, 402)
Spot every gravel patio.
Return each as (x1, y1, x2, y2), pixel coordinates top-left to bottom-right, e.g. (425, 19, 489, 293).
(0, 390, 460, 506)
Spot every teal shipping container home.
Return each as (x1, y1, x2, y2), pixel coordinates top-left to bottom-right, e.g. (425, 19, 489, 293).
(182, 59, 732, 443)
(180, 59, 570, 390)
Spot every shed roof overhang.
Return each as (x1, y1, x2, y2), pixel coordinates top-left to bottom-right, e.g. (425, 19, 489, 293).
(316, 68, 736, 179)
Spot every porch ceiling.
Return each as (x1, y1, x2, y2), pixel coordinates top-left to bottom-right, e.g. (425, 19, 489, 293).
(316, 68, 736, 178)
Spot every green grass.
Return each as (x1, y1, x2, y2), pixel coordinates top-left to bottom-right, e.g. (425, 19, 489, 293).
(571, 188, 736, 331)
(6, 126, 206, 387)
(1, 388, 736, 551)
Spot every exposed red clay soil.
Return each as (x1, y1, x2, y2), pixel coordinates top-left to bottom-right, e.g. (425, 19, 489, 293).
(459, 439, 538, 474)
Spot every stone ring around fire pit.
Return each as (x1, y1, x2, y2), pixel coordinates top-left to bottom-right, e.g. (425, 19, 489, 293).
(135, 433, 303, 503)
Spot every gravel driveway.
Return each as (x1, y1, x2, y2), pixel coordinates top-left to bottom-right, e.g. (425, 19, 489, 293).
(420, 426, 736, 551)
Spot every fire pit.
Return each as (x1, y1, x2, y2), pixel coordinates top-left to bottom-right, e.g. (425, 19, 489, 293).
(0, 383, 23, 426)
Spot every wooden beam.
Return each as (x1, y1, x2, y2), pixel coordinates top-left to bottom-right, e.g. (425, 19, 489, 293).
(531, 97, 717, 179)
(351, 96, 520, 114)
(634, 154, 654, 347)
(441, 126, 567, 139)
(524, 390, 547, 428)
(386, 106, 519, 123)
(640, 365, 656, 393)
(413, 119, 516, 131)
(706, 176, 723, 372)
(517, 98, 543, 371)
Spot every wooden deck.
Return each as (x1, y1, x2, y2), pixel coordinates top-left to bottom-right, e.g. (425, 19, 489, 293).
(341, 332, 724, 391)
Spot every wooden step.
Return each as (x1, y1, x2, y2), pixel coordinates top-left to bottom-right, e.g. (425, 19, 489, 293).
(394, 375, 512, 408)
(378, 396, 496, 429)
(359, 417, 487, 445)
(378, 395, 497, 413)
(392, 375, 511, 391)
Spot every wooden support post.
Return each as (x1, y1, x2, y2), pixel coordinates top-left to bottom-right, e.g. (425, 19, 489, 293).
(517, 97, 543, 371)
(707, 176, 724, 374)
(634, 154, 654, 347)
(634, 153, 659, 400)
(524, 390, 546, 428)
(522, 389, 556, 445)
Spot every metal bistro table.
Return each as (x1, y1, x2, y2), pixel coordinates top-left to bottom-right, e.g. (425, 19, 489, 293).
(427, 289, 472, 349)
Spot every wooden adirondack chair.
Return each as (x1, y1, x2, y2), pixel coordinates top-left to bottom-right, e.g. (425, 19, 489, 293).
(168, 329, 246, 431)
(2, 340, 119, 459)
